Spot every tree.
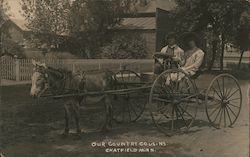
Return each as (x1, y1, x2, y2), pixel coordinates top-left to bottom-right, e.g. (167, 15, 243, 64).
(237, 11, 250, 68)
(21, 0, 136, 58)
(21, 0, 71, 49)
(172, 0, 250, 70)
(68, 0, 136, 58)
(0, 0, 9, 55)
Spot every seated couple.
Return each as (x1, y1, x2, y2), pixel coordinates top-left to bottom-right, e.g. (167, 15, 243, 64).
(154, 32, 205, 83)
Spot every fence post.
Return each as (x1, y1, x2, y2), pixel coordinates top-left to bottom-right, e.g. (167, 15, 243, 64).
(0, 57, 2, 86)
(15, 59, 20, 81)
(98, 62, 101, 70)
(72, 63, 76, 73)
(119, 62, 122, 70)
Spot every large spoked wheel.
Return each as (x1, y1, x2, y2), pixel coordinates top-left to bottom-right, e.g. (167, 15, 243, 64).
(205, 73, 242, 129)
(112, 70, 147, 123)
(149, 69, 199, 136)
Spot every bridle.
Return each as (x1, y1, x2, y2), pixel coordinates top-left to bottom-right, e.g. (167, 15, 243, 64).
(33, 68, 50, 97)
(33, 66, 66, 96)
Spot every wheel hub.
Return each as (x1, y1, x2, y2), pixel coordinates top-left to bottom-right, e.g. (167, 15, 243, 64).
(221, 99, 229, 107)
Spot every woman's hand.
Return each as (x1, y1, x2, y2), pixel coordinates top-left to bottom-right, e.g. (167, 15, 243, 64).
(172, 56, 181, 62)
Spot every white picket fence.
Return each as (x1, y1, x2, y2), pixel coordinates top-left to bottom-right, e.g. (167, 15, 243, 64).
(0, 56, 154, 81)
(0, 52, 249, 82)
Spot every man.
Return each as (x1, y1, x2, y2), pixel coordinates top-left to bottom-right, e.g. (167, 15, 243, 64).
(166, 35, 205, 84)
(154, 33, 184, 74)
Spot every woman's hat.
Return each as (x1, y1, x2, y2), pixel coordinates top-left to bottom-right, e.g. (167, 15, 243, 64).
(179, 32, 201, 48)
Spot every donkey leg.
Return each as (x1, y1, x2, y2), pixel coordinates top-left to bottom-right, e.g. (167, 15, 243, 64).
(63, 103, 70, 135)
(73, 101, 81, 134)
(107, 95, 113, 129)
(102, 94, 113, 132)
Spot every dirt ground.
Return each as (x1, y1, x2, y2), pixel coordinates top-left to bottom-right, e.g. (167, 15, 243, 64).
(0, 74, 249, 157)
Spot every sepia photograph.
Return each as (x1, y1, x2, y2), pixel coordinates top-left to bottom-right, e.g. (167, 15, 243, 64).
(0, 0, 250, 157)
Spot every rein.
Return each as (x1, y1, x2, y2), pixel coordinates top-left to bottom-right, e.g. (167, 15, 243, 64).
(45, 68, 86, 96)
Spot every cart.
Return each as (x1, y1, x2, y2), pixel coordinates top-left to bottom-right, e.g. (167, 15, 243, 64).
(43, 54, 242, 136)
(148, 53, 242, 136)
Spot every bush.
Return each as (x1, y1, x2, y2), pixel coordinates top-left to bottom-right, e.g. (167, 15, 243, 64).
(100, 33, 148, 59)
(2, 38, 25, 58)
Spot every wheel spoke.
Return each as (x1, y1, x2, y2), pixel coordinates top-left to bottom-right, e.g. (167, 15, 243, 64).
(207, 95, 222, 103)
(127, 101, 132, 121)
(153, 97, 172, 103)
(208, 103, 221, 117)
(223, 107, 226, 127)
(227, 89, 240, 100)
(171, 106, 175, 131)
(179, 105, 194, 119)
(155, 106, 171, 124)
(176, 73, 180, 91)
(176, 106, 188, 128)
(222, 77, 225, 97)
(228, 103, 240, 108)
(212, 107, 222, 123)
(225, 86, 233, 98)
(218, 108, 223, 126)
(122, 99, 125, 121)
(216, 79, 223, 98)
(226, 105, 237, 117)
(211, 86, 223, 99)
(129, 102, 139, 117)
(228, 97, 240, 102)
(225, 106, 233, 125)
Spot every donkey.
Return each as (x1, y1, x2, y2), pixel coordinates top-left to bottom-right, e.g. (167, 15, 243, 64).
(30, 60, 114, 135)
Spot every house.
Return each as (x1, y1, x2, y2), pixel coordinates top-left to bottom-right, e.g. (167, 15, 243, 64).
(0, 17, 33, 57)
(112, 0, 157, 58)
(1, 18, 31, 45)
(113, 0, 177, 58)
(114, 15, 156, 58)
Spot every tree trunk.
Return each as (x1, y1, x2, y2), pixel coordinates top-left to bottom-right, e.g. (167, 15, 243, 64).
(220, 34, 225, 71)
(238, 49, 245, 69)
(208, 40, 218, 70)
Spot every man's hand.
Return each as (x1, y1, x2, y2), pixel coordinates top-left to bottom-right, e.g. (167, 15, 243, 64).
(172, 56, 181, 62)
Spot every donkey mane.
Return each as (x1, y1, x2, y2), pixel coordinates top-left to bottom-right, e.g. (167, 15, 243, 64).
(46, 67, 71, 80)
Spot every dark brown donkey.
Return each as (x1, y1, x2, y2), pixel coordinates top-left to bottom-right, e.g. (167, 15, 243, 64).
(30, 60, 114, 135)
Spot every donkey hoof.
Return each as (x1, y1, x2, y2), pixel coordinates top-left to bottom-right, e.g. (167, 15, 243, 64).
(101, 127, 110, 133)
(61, 130, 69, 137)
(76, 129, 83, 135)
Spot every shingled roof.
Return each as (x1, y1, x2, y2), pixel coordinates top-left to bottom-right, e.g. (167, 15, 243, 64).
(115, 17, 156, 30)
(10, 18, 29, 31)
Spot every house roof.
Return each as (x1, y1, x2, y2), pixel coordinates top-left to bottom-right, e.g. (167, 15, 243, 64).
(0, 12, 9, 29)
(136, 0, 156, 13)
(10, 18, 29, 31)
(156, 0, 177, 11)
(116, 17, 156, 30)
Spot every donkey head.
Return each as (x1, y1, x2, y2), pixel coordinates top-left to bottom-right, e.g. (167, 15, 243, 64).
(30, 59, 48, 97)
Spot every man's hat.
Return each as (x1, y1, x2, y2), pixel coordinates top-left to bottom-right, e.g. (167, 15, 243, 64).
(165, 32, 177, 40)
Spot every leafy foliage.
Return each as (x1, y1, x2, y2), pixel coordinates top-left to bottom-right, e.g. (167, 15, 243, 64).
(100, 33, 148, 59)
(172, 0, 250, 69)
(2, 38, 25, 58)
(21, 0, 71, 48)
(20, 0, 136, 58)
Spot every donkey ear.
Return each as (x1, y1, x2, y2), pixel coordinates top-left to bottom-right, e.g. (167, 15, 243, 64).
(31, 59, 37, 66)
(41, 63, 47, 69)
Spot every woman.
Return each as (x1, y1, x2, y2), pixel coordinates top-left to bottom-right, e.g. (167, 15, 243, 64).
(181, 39, 205, 76)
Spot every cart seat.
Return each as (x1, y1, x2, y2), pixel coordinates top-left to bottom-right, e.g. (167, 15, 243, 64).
(190, 68, 207, 79)
(153, 52, 174, 59)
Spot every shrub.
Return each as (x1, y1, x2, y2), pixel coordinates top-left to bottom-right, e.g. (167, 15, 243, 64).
(100, 33, 148, 59)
